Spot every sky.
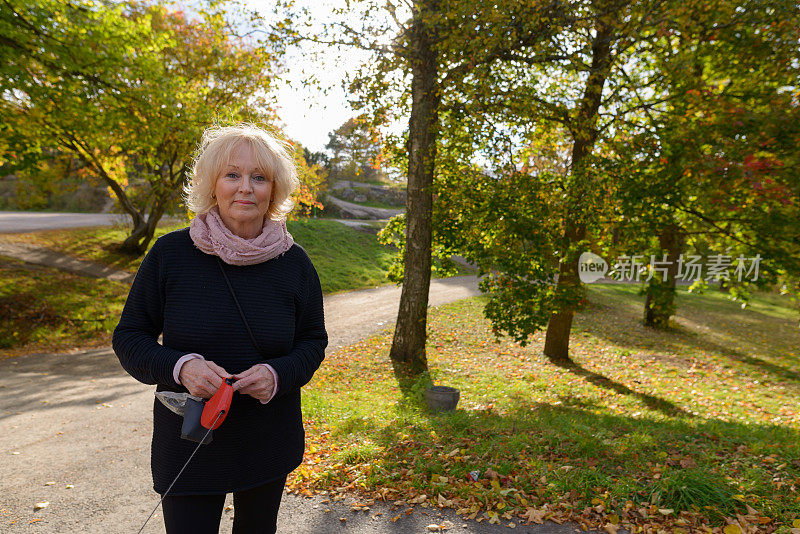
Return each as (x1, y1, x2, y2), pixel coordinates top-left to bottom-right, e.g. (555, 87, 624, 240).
(243, 1, 377, 154)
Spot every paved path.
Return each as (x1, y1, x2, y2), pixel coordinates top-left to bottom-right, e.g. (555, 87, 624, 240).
(326, 196, 403, 220)
(0, 211, 132, 233)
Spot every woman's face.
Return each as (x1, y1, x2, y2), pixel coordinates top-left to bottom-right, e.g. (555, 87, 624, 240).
(214, 143, 274, 238)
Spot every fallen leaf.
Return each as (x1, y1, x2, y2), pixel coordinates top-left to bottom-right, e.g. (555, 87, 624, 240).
(604, 523, 619, 534)
(723, 525, 742, 534)
(426, 525, 442, 532)
(522, 507, 547, 524)
(33, 502, 49, 511)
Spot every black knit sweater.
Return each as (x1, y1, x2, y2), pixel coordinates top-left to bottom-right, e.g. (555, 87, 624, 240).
(112, 228, 327, 495)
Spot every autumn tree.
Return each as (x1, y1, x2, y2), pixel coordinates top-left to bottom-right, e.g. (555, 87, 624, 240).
(436, 0, 684, 362)
(282, 0, 571, 381)
(1, 0, 282, 254)
(325, 116, 386, 183)
(290, 141, 327, 217)
(605, 0, 800, 327)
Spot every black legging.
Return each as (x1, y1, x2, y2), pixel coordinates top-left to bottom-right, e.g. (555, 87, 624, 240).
(161, 475, 287, 534)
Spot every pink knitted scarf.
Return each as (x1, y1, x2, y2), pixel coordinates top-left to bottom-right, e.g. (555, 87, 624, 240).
(189, 206, 294, 266)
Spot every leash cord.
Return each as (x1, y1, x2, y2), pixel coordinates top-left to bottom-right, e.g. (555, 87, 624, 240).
(136, 410, 224, 533)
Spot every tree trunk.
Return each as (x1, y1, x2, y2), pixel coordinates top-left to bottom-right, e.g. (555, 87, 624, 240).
(543, 220, 586, 363)
(542, 17, 614, 364)
(77, 147, 149, 254)
(643, 222, 684, 328)
(120, 202, 165, 255)
(389, 1, 440, 380)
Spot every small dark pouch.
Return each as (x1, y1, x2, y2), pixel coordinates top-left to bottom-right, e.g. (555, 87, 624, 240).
(181, 397, 213, 444)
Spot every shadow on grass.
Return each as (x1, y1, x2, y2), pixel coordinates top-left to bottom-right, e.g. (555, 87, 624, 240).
(553, 360, 693, 418)
(370, 399, 800, 524)
(581, 285, 800, 384)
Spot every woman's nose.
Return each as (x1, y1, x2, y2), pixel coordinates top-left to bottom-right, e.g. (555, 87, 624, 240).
(239, 176, 254, 192)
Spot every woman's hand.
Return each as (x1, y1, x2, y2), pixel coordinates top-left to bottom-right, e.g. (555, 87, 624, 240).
(232, 365, 275, 402)
(179, 359, 231, 399)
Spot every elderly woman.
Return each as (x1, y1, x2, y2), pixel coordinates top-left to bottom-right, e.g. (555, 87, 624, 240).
(113, 124, 327, 534)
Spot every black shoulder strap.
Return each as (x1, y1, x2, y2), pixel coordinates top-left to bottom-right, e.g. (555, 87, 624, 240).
(215, 257, 264, 356)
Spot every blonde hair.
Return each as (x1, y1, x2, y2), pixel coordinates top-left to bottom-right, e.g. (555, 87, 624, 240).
(184, 124, 300, 220)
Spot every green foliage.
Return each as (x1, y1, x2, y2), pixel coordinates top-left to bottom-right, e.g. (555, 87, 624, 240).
(604, 0, 800, 320)
(435, 150, 591, 344)
(325, 116, 388, 183)
(377, 213, 460, 284)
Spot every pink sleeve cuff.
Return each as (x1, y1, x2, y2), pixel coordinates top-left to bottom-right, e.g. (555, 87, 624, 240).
(257, 363, 279, 404)
(174, 353, 205, 385)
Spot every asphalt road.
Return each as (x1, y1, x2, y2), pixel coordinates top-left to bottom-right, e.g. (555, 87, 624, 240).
(0, 211, 133, 233)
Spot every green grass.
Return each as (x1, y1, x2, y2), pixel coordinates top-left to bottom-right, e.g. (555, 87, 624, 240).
(0, 218, 396, 294)
(0, 257, 129, 358)
(0, 221, 186, 272)
(292, 285, 800, 531)
(286, 218, 394, 293)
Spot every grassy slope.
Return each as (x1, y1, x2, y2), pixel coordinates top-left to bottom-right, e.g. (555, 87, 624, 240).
(0, 257, 129, 357)
(0, 218, 395, 294)
(287, 219, 394, 294)
(293, 284, 800, 531)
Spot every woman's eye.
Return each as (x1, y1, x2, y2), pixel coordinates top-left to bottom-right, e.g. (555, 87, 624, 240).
(226, 172, 238, 179)
(253, 175, 266, 182)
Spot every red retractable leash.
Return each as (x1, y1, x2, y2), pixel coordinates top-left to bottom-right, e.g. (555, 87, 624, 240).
(137, 378, 235, 533)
